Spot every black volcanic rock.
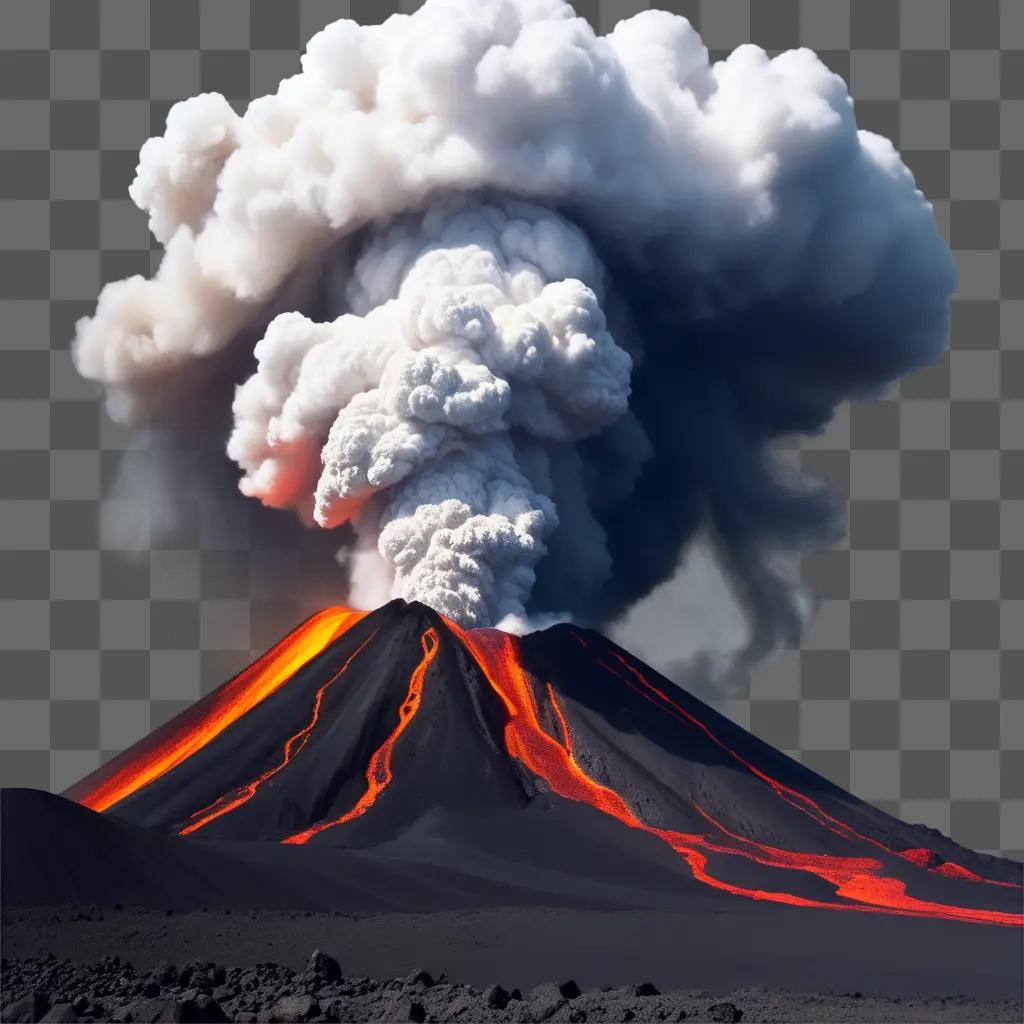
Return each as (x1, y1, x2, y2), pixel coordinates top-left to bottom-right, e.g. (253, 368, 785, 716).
(306, 950, 341, 983)
(2, 600, 1023, 1002)
(529, 982, 568, 1020)
(1, 994, 48, 1024)
(270, 994, 317, 1022)
(707, 1002, 743, 1023)
(484, 984, 509, 1009)
(3, 956, 1021, 1024)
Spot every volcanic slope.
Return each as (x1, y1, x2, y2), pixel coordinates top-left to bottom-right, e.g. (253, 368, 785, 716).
(3, 599, 1022, 997)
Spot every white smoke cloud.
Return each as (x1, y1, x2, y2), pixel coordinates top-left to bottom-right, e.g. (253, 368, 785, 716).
(73, 0, 954, 648)
(223, 198, 630, 624)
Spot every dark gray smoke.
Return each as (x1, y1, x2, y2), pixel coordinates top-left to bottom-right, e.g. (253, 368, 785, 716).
(72, 0, 954, 679)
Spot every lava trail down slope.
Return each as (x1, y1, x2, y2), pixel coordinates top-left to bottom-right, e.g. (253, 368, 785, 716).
(3, 600, 1022, 997)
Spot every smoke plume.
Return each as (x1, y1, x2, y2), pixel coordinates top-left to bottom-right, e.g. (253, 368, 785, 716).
(74, 0, 954, 651)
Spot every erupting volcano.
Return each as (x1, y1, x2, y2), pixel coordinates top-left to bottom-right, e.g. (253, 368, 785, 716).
(4, 601, 1021, 999)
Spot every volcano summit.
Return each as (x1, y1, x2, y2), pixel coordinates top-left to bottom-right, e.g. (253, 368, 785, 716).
(2, 601, 1021, 1001)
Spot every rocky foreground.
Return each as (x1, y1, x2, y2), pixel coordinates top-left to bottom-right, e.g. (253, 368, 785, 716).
(2, 952, 1021, 1024)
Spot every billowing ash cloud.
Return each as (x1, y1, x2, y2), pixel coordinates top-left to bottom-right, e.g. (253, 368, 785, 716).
(73, 0, 954, 645)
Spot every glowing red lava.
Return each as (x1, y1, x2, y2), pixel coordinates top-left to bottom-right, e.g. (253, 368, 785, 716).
(595, 645, 1021, 892)
(453, 624, 1023, 928)
(177, 630, 378, 836)
(76, 604, 1020, 928)
(281, 627, 439, 845)
(77, 607, 364, 813)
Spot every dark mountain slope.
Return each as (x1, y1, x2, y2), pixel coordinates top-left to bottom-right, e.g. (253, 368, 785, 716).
(3, 600, 1021, 999)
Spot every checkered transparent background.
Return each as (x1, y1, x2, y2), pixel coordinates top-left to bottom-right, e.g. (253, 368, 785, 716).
(0, 0, 1021, 858)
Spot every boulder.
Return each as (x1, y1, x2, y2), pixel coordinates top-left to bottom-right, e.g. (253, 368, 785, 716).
(182, 995, 228, 1023)
(707, 1003, 742, 1023)
(403, 969, 434, 989)
(126, 999, 186, 1023)
(1, 993, 49, 1023)
(529, 983, 567, 1021)
(484, 984, 509, 1010)
(269, 994, 319, 1023)
(40, 1006, 78, 1023)
(306, 951, 341, 984)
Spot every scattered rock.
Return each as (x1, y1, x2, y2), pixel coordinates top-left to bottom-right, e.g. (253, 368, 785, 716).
(484, 984, 509, 1010)
(1, 993, 49, 1023)
(707, 1002, 742, 1023)
(153, 963, 177, 986)
(270, 994, 319, 1023)
(8, 954, 1004, 1024)
(127, 998, 186, 1022)
(306, 951, 341, 984)
(529, 982, 567, 1021)
(183, 994, 228, 1023)
(403, 969, 434, 989)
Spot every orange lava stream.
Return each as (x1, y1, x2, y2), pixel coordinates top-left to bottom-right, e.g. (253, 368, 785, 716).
(596, 647, 1021, 891)
(282, 627, 439, 845)
(78, 607, 364, 813)
(599, 650, 866, 841)
(548, 681, 573, 753)
(454, 625, 1022, 928)
(177, 630, 378, 836)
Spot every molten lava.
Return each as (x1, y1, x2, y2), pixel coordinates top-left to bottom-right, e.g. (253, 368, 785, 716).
(77, 607, 364, 813)
(282, 627, 439, 845)
(177, 630, 378, 836)
(453, 625, 1022, 928)
(596, 646, 1021, 892)
(72, 601, 1020, 929)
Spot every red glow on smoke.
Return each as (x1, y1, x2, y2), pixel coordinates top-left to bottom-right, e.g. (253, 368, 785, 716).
(281, 627, 439, 845)
(77, 607, 364, 813)
(452, 624, 1023, 928)
(177, 630, 378, 836)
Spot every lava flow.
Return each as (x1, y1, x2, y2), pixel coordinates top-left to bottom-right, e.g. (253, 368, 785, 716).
(76, 606, 364, 813)
(177, 630, 378, 836)
(62, 599, 1019, 930)
(453, 624, 1023, 928)
(282, 627, 440, 845)
(596, 645, 1021, 891)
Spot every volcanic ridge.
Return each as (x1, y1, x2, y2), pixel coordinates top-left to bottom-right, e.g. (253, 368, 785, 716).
(3, 600, 1022, 1004)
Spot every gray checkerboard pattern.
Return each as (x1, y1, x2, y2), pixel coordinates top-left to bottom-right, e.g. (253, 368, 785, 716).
(0, 0, 1021, 859)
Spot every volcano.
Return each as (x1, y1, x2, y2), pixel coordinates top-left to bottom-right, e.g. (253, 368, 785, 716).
(3, 600, 1022, 999)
